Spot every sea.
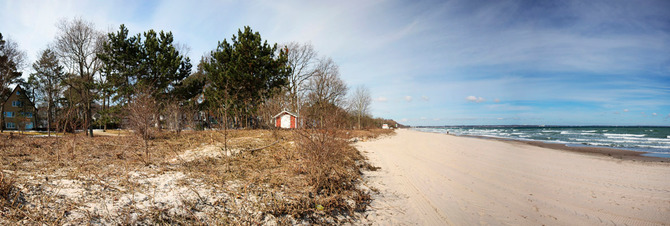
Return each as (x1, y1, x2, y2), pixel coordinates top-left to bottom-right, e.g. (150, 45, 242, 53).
(413, 126, 670, 158)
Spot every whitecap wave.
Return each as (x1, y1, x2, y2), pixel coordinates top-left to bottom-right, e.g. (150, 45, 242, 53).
(603, 133, 645, 137)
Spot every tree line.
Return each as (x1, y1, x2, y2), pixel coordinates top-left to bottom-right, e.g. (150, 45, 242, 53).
(0, 18, 397, 137)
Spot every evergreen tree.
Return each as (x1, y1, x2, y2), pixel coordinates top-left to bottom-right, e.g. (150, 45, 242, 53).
(31, 49, 65, 136)
(98, 24, 143, 105)
(99, 25, 193, 130)
(204, 26, 290, 128)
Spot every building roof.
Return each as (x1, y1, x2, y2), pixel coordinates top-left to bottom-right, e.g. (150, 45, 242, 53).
(273, 110, 298, 119)
(4, 85, 35, 109)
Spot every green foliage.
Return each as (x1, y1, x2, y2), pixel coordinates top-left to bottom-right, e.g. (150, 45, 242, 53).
(203, 26, 291, 127)
(94, 104, 122, 129)
(142, 29, 193, 101)
(98, 25, 193, 104)
(30, 49, 65, 131)
(30, 49, 64, 103)
(172, 57, 206, 105)
(98, 24, 143, 104)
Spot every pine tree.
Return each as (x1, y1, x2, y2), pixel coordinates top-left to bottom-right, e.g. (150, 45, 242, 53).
(99, 25, 193, 130)
(31, 49, 65, 136)
(204, 26, 290, 128)
(98, 24, 143, 106)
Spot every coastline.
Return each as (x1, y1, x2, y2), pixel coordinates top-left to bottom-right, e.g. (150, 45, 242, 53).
(458, 134, 670, 162)
(359, 129, 670, 225)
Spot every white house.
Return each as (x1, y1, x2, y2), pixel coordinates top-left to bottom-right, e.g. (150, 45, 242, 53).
(274, 110, 298, 129)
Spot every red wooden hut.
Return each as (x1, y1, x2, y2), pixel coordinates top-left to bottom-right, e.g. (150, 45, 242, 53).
(274, 110, 298, 129)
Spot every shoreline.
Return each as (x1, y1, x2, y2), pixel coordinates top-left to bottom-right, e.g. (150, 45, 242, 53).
(359, 129, 670, 225)
(434, 132, 669, 162)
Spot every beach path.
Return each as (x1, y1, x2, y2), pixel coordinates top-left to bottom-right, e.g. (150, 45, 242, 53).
(358, 129, 670, 225)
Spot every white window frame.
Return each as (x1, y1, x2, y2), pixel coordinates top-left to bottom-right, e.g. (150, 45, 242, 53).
(4, 112, 14, 118)
(12, 101, 22, 107)
(6, 122, 16, 129)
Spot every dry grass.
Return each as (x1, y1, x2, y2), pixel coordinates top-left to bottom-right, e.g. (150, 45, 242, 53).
(0, 128, 390, 224)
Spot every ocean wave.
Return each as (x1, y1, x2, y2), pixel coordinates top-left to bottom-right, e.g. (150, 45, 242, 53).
(584, 142, 611, 146)
(644, 138, 670, 142)
(570, 138, 593, 142)
(637, 145, 670, 149)
(603, 133, 645, 137)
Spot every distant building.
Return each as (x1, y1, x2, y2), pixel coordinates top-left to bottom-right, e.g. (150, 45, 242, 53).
(382, 124, 389, 129)
(274, 110, 298, 129)
(2, 86, 37, 130)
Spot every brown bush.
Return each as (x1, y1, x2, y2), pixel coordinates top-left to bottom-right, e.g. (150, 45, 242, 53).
(0, 129, 373, 224)
(289, 128, 371, 218)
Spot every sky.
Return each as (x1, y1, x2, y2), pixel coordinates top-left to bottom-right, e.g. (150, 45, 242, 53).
(1, 0, 669, 126)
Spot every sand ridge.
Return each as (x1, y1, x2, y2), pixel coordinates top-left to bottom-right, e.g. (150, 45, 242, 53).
(359, 129, 670, 225)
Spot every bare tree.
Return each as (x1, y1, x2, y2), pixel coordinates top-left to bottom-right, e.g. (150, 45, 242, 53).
(0, 35, 26, 71)
(54, 18, 104, 137)
(306, 57, 348, 107)
(349, 85, 372, 130)
(304, 57, 348, 128)
(284, 42, 318, 114)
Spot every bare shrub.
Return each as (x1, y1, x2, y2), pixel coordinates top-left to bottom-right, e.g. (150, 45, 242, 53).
(0, 171, 24, 209)
(290, 128, 371, 219)
(126, 90, 158, 159)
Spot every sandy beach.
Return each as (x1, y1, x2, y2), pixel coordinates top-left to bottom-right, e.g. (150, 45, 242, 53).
(359, 129, 670, 225)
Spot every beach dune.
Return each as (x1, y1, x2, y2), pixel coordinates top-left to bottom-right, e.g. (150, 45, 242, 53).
(359, 129, 670, 225)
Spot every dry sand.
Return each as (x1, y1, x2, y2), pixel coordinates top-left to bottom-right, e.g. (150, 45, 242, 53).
(358, 129, 670, 225)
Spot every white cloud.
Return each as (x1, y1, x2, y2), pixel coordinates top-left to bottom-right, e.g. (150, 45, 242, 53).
(375, 96, 388, 102)
(497, 118, 504, 120)
(405, 96, 413, 102)
(400, 118, 408, 122)
(421, 96, 429, 101)
(623, 109, 629, 112)
(466, 96, 486, 103)
(494, 98, 500, 103)
(652, 112, 657, 116)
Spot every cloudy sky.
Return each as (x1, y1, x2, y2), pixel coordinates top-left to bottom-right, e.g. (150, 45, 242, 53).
(2, 0, 669, 126)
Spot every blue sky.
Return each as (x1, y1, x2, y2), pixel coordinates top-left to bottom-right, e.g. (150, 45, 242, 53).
(1, 0, 669, 126)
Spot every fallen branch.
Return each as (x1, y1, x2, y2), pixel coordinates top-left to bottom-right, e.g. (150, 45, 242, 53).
(245, 139, 282, 154)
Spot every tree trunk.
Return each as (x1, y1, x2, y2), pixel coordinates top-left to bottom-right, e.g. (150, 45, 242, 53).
(358, 113, 361, 130)
(1, 105, 4, 133)
(88, 103, 93, 136)
(47, 103, 52, 137)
